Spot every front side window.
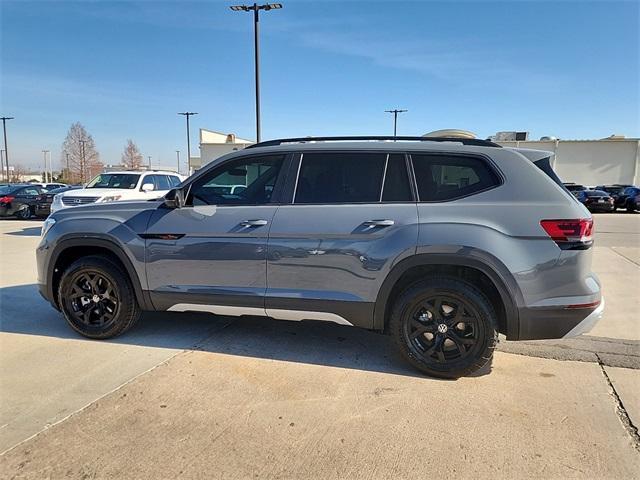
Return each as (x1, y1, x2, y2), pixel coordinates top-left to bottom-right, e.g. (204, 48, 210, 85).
(411, 154, 500, 202)
(168, 176, 182, 188)
(294, 152, 386, 204)
(86, 174, 140, 189)
(188, 155, 284, 206)
(151, 175, 171, 191)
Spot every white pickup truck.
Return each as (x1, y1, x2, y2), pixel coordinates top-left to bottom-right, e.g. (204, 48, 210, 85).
(51, 170, 184, 213)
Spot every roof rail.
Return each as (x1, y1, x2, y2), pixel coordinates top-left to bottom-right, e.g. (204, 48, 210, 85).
(246, 136, 502, 149)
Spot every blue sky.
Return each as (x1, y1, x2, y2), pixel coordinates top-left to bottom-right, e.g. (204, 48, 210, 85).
(1, 0, 638, 170)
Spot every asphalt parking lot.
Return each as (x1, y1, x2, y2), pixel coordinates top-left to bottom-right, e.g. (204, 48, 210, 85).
(1, 213, 638, 479)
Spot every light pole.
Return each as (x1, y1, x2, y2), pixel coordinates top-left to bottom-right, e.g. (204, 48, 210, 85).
(66, 153, 70, 181)
(42, 150, 50, 183)
(148, 156, 152, 169)
(178, 112, 198, 174)
(385, 109, 408, 138)
(230, 3, 282, 143)
(79, 140, 86, 183)
(176, 150, 181, 175)
(1, 116, 14, 182)
(0, 150, 4, 182)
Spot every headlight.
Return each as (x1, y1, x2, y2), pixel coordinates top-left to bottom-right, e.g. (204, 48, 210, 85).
(98, 195, 122, 203)
(41, 217, 56, 237)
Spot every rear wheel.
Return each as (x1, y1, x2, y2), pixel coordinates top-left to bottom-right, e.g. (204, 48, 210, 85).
(15, 206, 31, 219)
(389, 277, 498, 378)
(58, 255, 141, 339)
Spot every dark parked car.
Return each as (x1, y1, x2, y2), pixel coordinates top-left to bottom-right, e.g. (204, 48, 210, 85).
(614, 186, 640, 212)
(574, 190, 615, 212)
(0, 184, 47, 219)
(563, 183, 587, 192)
(35, 186, 82, 218)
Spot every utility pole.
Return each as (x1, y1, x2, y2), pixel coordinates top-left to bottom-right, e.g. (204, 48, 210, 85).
(1, 117, 14, 182)
(148, 156, 152, 169)
(0, 150, 4, 182)
(230, 3, 283, 143)
(176, 150, 181, 175)
(42, 150, 50, 183)
(385, 109, 408, 138)
(66, 153, 70, 181)
(79, 140, 86, 183)
(178, 112, 198, 174)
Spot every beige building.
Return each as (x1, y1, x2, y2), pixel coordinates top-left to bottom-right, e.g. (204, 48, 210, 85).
(496, 136, 640, 186)
(195, 129, 254, 170)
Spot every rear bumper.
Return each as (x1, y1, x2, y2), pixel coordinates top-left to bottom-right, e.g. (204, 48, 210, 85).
(517, 298, 604, 340)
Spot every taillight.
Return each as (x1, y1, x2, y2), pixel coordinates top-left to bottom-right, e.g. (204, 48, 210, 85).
(540, 218, 593, 250)
(0, 195, 15, 204)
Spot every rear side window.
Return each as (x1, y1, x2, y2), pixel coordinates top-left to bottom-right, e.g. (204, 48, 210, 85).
(411, 154, 500, 201)
(153, 175, 172, 190)
(168, 176, 182, 187)
(382, 154, 412, 202)
(294, 152, 386, 204)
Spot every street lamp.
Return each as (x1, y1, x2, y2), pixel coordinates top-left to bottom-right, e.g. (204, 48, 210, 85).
(385, 109, 408, 138)
(176, 150, 181, 175)
(229, 3, 283, 143)
(79, 140, 86, 183)
(178, 112, 198, 174)
(1, 116, 14, 182)
(42, 150, 50, 183)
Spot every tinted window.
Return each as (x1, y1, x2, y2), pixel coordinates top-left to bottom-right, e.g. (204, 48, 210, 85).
(189, 155, 284, 206)
(149, 175, 171, 190)
(295, 152, 386, 204)
(168, 176, 182, 187)
(382, 154, 412, 202)
(411, 154, 500, 201)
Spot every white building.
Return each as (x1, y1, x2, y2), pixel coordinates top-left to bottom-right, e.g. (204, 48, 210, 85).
(196, 129, 254, 170)
(495, 135, 640, 186)
(425, 130, 639, 186)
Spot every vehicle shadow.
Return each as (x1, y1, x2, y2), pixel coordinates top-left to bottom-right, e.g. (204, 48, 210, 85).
(0, 284, 492, 380)
(4, 226, 42, 236)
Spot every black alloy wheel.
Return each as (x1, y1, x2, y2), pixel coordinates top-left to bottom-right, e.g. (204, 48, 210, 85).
(389, 277, 497, 378)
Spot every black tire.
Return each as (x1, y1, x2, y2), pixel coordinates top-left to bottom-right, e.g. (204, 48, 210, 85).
(58, 255, 141, 339)
(15, 206, 31, 219)
(389, 277, 498, 379)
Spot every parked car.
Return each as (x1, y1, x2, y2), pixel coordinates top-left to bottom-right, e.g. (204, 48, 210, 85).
(563, 182, 587, 192)
(593, 185, 626, 202)
(614, 186, 640, 212)
(0, 184, 47, 219)
(35, 186, 82, 218)
(51, 171, 183, 213)
(37, 136, 603, 378)
(574, 189, 615, 212)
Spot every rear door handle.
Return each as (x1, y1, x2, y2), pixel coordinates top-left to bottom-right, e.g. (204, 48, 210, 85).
(364, 219, 395, 227)
(240, 219, 268, 227)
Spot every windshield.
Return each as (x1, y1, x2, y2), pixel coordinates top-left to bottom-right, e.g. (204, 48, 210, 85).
(86, 174, 140, 189)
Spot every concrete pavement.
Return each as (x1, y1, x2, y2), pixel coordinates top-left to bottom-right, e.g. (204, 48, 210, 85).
(1, 213, 638, 478)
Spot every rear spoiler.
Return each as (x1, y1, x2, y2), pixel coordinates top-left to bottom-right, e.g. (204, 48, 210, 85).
(508, 148, 565, 188)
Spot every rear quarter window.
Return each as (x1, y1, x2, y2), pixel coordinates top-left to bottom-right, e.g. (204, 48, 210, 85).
(411, 154, 500, 201)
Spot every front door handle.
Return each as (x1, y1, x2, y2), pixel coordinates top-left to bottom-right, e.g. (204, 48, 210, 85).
(240, 219, 268, 227)
(364, 219, 395, 227)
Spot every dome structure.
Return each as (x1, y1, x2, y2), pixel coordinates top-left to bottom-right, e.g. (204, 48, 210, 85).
(423, 129, 477, 139)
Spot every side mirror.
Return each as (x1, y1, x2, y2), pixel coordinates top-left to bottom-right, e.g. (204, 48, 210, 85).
(142, 183, 155, 192)
(164, 188, 184, 209)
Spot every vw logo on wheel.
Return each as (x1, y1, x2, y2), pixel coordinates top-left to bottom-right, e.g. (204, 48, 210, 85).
(437, 324, 448, 334)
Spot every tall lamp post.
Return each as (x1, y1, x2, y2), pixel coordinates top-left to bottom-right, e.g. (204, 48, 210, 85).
(176, 150, 181, 175)
(385, 109, 408, 138)
(1, 116, 14, 182)
(230, 3, 283, 143)
(79, 140, 86, 183)
(42, 150, 50, 183)
(0, 150, 5, 182)
(178, 112, 198, 174)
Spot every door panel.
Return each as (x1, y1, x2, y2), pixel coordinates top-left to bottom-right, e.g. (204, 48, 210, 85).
(266, 204, 418, 327)
(145, 205, 279, 309)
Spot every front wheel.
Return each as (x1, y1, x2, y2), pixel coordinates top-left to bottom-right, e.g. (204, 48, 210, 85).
(389, 277, 498, 378)
(15, 206, 31, 219)
(58, 255, 141, 339)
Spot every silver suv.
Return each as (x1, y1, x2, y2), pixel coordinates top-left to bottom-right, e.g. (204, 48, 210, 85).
(36, 136, 604, 378)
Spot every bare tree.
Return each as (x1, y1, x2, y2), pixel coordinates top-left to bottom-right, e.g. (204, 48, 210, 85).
(9, 164, 28, 182)
(121, 139, 144, 170)
(61, 122, 103, 183)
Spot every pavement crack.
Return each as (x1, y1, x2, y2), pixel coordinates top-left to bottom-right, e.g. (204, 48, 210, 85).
(595, 353, 640, 453)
